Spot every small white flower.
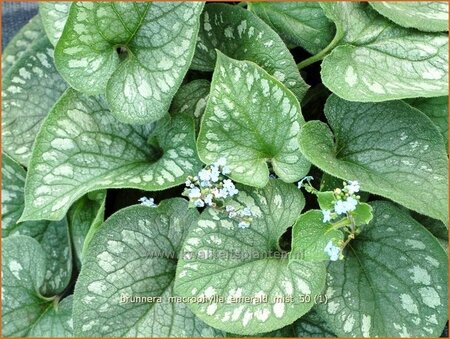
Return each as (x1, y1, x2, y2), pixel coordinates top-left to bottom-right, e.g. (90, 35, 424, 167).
(188, 187, 202, 199)
(225, 205, 235, 212)
(297, 176, 314, 189)
(216, 157, 227, 167)
(343, 196, 358, 212)
(204, 194, 214, 206)
(223, 179, 239, 196)
(324, 240, 340, 261)
(347, 180, 360, 195)
(334, 200, 347, 215)
(228, 211, 237, 218)
(221, 166, 231, 175)
(210, 166, 220, 182)
(194, 199, 205, 208)
(198, 169, 211, 182)
(238, 221, 250, 229)
(216, 188, 228, 199)
(240, 207, 252, 217)
(138, 197, 157, 207)
(200, 180, 211, 187)
(322, 209, 332, 222)
(185, 179, 192, 187)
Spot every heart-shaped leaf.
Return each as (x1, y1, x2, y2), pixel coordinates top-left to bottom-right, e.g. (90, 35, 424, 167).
(197, 52, 310, 188)
(20, 89, 201, 222)
(54, 2, 204, 124)
(406, 96, 448, 152)
(2, 154, 72, 296)
(73, 199, 223, 337)
(299, 94, 448, 223)
(315, 201, 448, 337)
(39, 2, 70, 46)
(2, 29, 67, 166)
(175, 179, 326, 335)
(191, 3, 309, 101)
(2, 235, 73, 337)
(248, 2, 335, 54)
(370, 1, 448, 32)
(320, 2, 448, 101)
(2, 15, 44, 72)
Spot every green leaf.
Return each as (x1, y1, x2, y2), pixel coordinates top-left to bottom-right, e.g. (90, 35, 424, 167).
(174, 179, 326, 335)
(299, 94, 448, 223)
(370, 1, 448, 32)
(68, 191, 106, 269)
(2, 235, 73, 337)
(39, 2, 71, 46)
(2, 153, 28, 234)
(320, 2, 448, 101)
(20, 89, 201, 222)
(73, 199, 223, 337)
(28, 296, 74, 337)
(352, 203, 373, 227)
(2, 15, 44, 72)
(248, 2, 335, 54)
(2, 154, 72, 296)
(197, 52, 310, 188)
(54, 2, 204, 124)
(406, 96, 448, 152)
(191, 3, 309, 101)
(2, 32, 67, 166)
(293, 310, 336, 337)
(411, 212, 448, 240)
(315, 201, 448, 337)
(170, 79, 210, 130)
(317, 191, 335, 211)
(290, 210, 344, 262)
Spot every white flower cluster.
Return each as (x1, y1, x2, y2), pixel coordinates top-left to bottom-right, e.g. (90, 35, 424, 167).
(324, 240, 340, 261)
(225, 205, 253, 229)
(183, 158, 238, 208)
(138, 196, 157, 207)
(321, 180, 361, 223)
(183, 158, 254, 228)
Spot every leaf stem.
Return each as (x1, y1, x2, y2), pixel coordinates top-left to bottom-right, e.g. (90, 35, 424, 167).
(341, 233, 355, 250)
(330, 217, 351, 230)
(297, 32, 342, 70)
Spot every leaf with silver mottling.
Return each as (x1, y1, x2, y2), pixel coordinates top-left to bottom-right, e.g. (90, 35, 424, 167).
(20, 89, 201, 222)
(2, 15, 44, 72)
(320, 2, 448, 101)
(299, 95, 448, 223)
(170, 79, 210, 130)
(191, 3, 309, 101)
(2, 32, 67, 166)
(2, 236, 73, 337)
(248, 2, 335, 54)
(370, 1, 448, 32)
(316, 201, 448, 337)
(73, 199, 223, 337)
(175, 180, 326, 335)
(39, 2, 71, 46)
(2, 154, 72, 296)
(54, 2, 204, 124)
(197, 53, 310, 188)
